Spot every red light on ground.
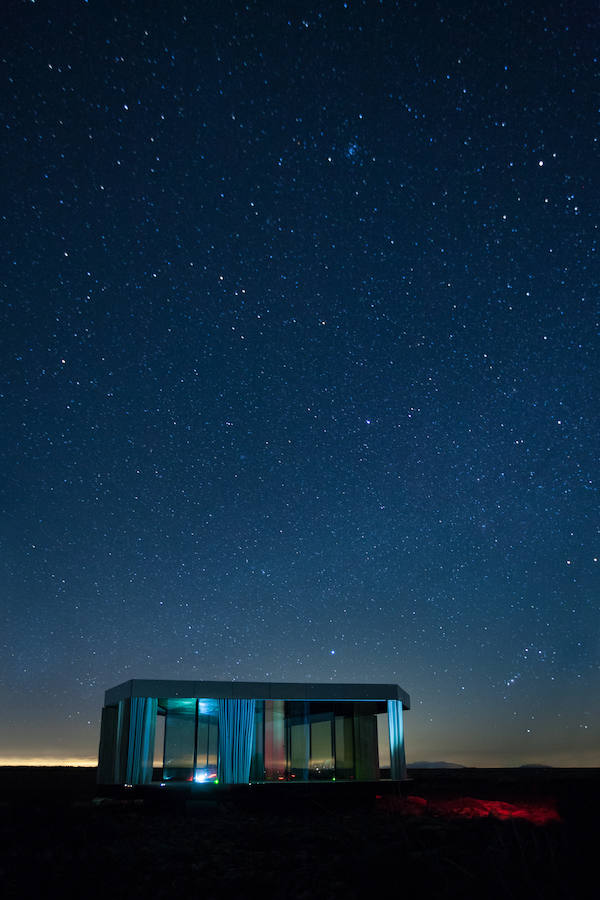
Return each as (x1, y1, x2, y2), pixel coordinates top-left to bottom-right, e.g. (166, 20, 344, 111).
(377, 794, 560, 824)
(432, 797, 561, 824)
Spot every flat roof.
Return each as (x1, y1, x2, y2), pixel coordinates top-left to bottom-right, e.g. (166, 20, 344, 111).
(104, 679, 410, 709)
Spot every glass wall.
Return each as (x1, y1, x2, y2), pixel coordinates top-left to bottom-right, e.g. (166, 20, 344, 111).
(263, 700, 286, 780)
(376, 711, 391, 776)
(334, 706, 355, 779)
(195, 698, 219, 782)
(159, 697, 394, 783)
(153, 711, 166, 771)
(162, 698, 219, 782)
(163, 698, 196, 781)
(353, 702, 380, 780)
(310, 711, 334, 779)
(285, 701, 308, 779)
(259, 700, 388, 782)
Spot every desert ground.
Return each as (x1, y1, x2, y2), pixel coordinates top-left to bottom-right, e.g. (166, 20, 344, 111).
(1, 766, 598, 899)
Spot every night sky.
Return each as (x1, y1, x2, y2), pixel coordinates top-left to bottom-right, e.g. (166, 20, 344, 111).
(2, 0, 598, 767)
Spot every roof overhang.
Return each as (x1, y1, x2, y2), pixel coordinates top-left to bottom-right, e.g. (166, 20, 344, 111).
(104, 679, 410, 709)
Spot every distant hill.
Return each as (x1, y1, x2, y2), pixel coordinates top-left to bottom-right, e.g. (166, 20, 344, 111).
(407, 761, 466, 769)
(519, 764, 554, 769)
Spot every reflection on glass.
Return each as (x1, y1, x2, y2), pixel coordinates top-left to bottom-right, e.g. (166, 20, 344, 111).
(335, 713, 355, 779)
(163, 699, 195, 781)
(264, 700, 286, 780)
(353, 704, 380, 781)
(289, 708, 310, 779)
(160, 696, 394, 783)
(153, 712, 166, 770)
(195, 699, 219, 782)
(310, 716, 334, 779)
(376, 711, 391, 775)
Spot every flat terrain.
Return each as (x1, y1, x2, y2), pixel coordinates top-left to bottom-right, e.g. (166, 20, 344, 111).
(1, 767, 598, 899)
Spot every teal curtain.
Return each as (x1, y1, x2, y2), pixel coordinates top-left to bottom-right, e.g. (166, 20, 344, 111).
(126, 697, 157, 784)
(387, 699, 406, 780)
(218, 698, 256, 783)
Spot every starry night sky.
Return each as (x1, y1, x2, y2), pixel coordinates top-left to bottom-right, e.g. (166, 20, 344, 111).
(1, 0, 598, 767)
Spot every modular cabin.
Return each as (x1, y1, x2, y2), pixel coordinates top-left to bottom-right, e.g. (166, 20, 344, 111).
(98, 679, 410, 785)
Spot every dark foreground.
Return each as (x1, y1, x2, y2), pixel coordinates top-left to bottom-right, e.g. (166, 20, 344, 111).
(1, 767, 598, 899)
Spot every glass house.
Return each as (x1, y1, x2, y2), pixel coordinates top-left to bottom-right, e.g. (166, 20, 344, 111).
(97, 679, 410, 785)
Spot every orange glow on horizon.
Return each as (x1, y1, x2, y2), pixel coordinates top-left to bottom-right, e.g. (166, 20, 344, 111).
(0, 758, 98, 767)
